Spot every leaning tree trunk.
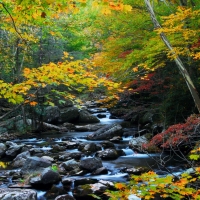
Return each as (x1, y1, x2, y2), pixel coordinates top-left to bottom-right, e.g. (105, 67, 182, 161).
(144, 0, 200, 113)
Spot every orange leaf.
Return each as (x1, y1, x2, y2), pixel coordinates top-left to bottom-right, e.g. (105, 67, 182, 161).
(30, 101, 38, 106)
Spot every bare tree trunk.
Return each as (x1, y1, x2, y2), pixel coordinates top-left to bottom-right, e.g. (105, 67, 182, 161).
(144, 0, 200, 113)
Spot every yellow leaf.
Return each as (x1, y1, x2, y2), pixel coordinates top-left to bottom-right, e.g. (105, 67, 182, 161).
(133, 67, 138, 72)
(63, 52, 69, 58)
(123, 5, 132, 12)
(161, 194, 168, 198)
(78, 0, 86, 3)
(92, 1, 99, 8)
(50, 31, 56, 36)
(102, 7, 111, 15)
(46, 0, 54, 4)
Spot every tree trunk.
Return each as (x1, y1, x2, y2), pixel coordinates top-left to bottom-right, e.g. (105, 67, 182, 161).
(144, 0, 200, 113)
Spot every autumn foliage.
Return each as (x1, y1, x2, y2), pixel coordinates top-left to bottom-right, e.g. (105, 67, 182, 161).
(143, 114, 200, 151)
(105, 169, 200, 200)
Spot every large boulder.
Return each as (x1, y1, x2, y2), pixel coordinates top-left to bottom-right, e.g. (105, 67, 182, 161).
(0, 188, 37, 200)
(40, 168, 60, 184)
(78, 110, 100, 123)
(96, 148, 124, 160)
(61, 159, 79, 171)
(87, 124, 123, 140)
(129, 136, 148, 152)
(5, 141, 24, 157)
(12, 151, 30, 168)
(43, 106, 60, 123)
(79, 157, 103, 172)
(21, 156, 52, 174)
(58, 107, 79, 123)
(30, 168, 60, 186)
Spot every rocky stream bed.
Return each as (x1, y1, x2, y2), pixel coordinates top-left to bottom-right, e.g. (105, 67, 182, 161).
(0, 104, 187, 200)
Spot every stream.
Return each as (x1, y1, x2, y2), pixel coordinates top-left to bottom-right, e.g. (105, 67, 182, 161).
(0, 108, 187, 199)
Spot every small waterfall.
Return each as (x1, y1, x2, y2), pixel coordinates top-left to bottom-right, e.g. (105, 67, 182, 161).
(68, 180, 75, 197)
(122, 148, 134, 156)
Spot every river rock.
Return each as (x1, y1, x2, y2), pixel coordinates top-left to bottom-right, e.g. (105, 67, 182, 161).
(0, 188, 37, 200)
(58, 107, 79, 123)
(61, 177, 74, 185)
(96, 149, 121, 160)
(97, 113, 106, 118)
(51, 144, 66, 153)
(59, 152, 82, 161)
(80, 143, 101, 153)
(45, 184, 72, 199)
(74, 178, 98, 186)
(87, 124, 123, 140)
(12, 151, 30, 168)
(79, 157, 103, 172)
(91, 167, 108, 175)
(0, 143, 7, 157)
(5, 141, 24, 157)
(129, 136, 148, 152)
(73, 182, 108, 199)
(41, 155, 54, 162)
(30, 168, 60, 186)
(43, 106, 60, 123)
(75, 124, 104, 132)
(61, 159, 79, 171)
(110, 136, 122, 143)
(55, 194, 76, 200)
(21, 156, 52, 174)
(63, 141, 79, 149)
(100, 141, 115, 149)
(78, 110, 100, 123)
(62, 122, 76, 131)
(40, 168, 60, 184)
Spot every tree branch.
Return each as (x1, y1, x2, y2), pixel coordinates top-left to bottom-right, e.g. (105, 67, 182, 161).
(0, 2, 24, 40)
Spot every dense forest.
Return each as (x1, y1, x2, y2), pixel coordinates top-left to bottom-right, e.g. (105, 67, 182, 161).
(1, 0, 200, 199)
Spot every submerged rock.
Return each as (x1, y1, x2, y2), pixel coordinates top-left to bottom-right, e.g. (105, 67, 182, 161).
(0, 188, 37, 200)
(78, 110, 100, 123)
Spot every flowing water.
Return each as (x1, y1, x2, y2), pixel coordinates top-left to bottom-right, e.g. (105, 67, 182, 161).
(0, 109, 186, 199)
